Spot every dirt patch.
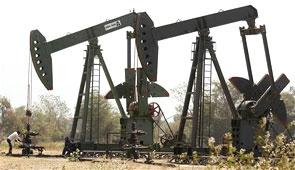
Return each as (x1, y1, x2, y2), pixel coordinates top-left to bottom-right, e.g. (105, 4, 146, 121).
(0, 149, 208, 170)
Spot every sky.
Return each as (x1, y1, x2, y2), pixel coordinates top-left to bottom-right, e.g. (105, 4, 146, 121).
(0, 0, 294, 118)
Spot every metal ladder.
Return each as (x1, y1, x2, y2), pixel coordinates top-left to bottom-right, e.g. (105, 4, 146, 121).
(70, 42, 102, 142)
(191, 40, 213, 148)
(200, 52, 212, 146)
(89, 55, 101, 142)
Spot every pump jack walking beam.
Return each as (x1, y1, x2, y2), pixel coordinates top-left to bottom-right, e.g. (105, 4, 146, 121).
(30, 12, 158, 90)
(134, 5, 257, 54)
(151, 6, 257, 41)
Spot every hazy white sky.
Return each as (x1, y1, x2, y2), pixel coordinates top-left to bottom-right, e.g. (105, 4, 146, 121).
(0, 0, 294, 118)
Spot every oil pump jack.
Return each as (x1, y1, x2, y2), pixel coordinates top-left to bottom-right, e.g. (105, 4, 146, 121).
(136, 5, 289, 153)
(30, 5, 290, 154)
(30, 12, 169, 150)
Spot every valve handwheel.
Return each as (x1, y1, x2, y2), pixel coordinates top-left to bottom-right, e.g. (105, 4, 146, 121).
(148, 102, 161, 118)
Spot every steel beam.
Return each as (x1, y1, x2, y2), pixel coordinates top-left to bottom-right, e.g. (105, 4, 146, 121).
(191, 32, 206, 147)
(240, 27, 254, 85)
(177, 37, 199, 143)
(260, 25, 275, 87)
(207, 40, 240, 119)
(96, 46, 127, 119)
(153, 6, 257, 41)
(70, 49, 89, 139)
(80, 42, 95, 142)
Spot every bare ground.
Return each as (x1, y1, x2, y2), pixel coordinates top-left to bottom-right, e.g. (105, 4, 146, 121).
(0, 149, 209, 170)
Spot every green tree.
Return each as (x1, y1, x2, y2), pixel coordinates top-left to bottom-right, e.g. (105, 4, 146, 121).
(169, 82, 193, 143)
(31, 94, 70, 142)
(1, 96, 26, 136)
(98, 98, 121, 143)
(170, 81, 241, 144)
(77, 95, 121, 143)
(0, 96, 13, 126)
(281, 91, 295, 115)
(210, 81, 241, 143)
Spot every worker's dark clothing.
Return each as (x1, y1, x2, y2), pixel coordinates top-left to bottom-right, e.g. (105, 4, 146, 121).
(62, 137, 77, 156)
(7, 139, 12, 154)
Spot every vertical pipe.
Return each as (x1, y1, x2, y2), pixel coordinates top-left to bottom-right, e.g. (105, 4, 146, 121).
(177, 37, 199, 143)
(127, 31, 132, 69)
(260, 25, 275, 87)
(240, 27, 254, 85)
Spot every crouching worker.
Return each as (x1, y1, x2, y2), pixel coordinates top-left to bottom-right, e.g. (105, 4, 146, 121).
(62, 137, 77, 156)
(6, 131, 22, 155)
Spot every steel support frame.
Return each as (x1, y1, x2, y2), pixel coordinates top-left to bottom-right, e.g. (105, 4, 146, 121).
(71, 39, 96, 142)
(70, 49, 90, 140)
(191, 32, 205, 148)
(71, 39, 127, 144)
(80, 40, 95, 142)
(177, 30, 239, 148)
(177, 37, 200, 143)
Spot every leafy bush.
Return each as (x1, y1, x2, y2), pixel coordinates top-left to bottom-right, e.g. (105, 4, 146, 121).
(207, 131, 295, 169)
(68, 148, 81, 162)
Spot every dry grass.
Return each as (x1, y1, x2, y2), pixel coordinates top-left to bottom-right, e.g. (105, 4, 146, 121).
(39, 141, 64, 150)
